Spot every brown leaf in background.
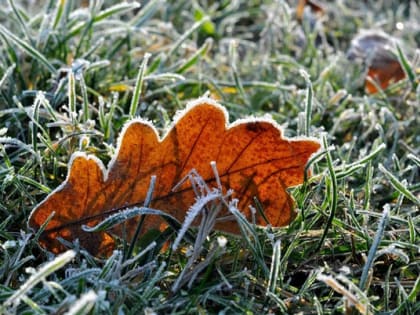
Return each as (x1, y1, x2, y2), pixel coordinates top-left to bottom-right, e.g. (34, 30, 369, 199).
(347, 31, 406, 94)
(296, 0, 325, 22)
(28, 98, 320, 256)
(365, 60, 406, 94)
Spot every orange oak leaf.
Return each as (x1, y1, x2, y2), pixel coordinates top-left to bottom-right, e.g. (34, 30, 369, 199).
(28, 98, 321, 256)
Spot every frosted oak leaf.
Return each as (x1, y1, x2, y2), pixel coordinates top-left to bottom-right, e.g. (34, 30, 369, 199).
(28, 98, 321, 256)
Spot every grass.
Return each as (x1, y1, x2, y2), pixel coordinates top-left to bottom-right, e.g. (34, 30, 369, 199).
(0, 0, 419, 314)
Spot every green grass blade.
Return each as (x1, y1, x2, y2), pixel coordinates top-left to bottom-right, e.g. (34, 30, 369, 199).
(168, 17, 210, 57)
(129, 53, 151, 118)
(130, 0, 161, 27)
(51, 0, 65, 29)
(93, 2, 141, 23)
(359, 205, 390, 290)
(68, 71, 76, 123)
(0, 25, 56, 74)
(1, 251, 76, 311)
(267, 240, 281, 294)
(0, 64, 16, 88)
(396, 44, 417, 89)
(300, 69, 313, 137)
(175, 38, 213, 74)
(316, 134, 338, 252)
(379, 163, 420, 205)
(229, 40, 249, 106)
(65, 291, 97, 315)
(82, 206, 177, 233)
(7, 0, 34, 45)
